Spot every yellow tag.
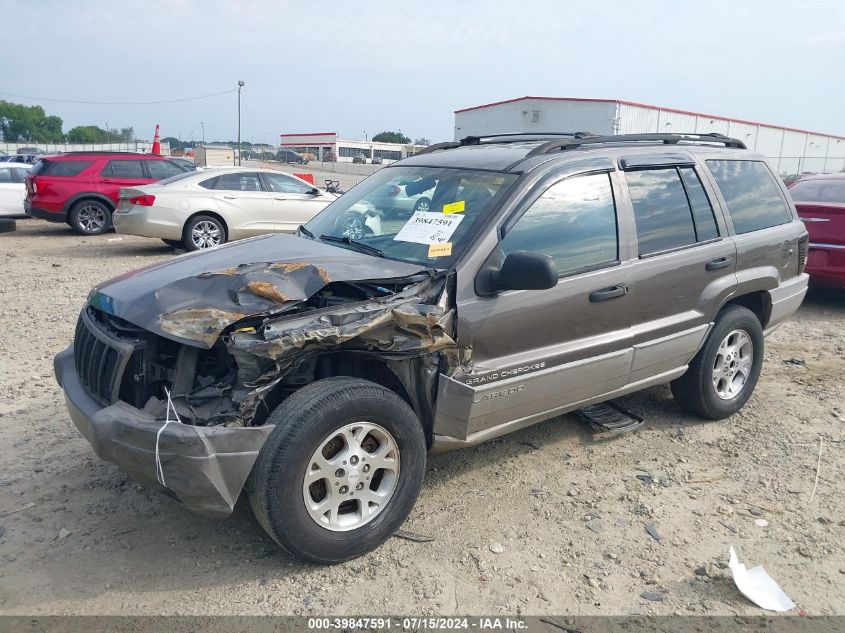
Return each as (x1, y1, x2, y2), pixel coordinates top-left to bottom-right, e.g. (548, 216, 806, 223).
(428, 242, 453, 257)
(442, 200, 465, 214)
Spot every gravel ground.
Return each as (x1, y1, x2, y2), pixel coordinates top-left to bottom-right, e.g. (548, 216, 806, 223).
(0, 217, 843, 617)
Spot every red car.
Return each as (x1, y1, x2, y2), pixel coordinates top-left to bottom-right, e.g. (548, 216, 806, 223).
(789, 173, 845, 287)
(25, 152, 189, 235)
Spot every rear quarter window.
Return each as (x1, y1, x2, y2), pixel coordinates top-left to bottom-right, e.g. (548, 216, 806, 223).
(706, 160, 792, 234)
(30, 159, 92, 177)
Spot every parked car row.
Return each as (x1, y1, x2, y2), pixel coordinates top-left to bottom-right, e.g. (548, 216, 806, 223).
(24, 152, 196, 234)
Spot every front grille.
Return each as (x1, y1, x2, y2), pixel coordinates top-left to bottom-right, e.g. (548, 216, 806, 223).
(73, 309, 136, 406)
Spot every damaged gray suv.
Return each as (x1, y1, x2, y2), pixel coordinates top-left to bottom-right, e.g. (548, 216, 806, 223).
(55, 133, 809, 563)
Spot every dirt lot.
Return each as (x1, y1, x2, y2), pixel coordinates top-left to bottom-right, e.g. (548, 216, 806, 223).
(0, 218, 842, 616)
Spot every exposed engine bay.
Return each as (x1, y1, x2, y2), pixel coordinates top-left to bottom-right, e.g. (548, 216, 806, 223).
(80, 269, 462, 433)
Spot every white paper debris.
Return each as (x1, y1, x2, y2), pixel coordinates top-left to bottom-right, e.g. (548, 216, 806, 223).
(754, 518, 769, 528)
(728, 546, 795, 612)
(393, 211, 463, 245)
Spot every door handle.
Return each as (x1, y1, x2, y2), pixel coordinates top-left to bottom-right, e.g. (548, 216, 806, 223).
(705, 256, 733, 271)
(223, 195, 238, 199)
(274, 197, 287, 201)
(589, 284, 627, 302)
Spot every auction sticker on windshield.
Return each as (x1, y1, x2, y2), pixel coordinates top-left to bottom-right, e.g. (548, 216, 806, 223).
(393, 211, 464, 245)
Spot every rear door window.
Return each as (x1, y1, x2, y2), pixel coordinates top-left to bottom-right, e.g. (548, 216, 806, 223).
(626, 168, 698, 255)
(146, 160, 184, 180)
(103, 160, 145, 179)
(215, 172, 264, 191)
(11, 168, 29, 183)
(501, 172, 618, 275)
(706, 160, 792, 234)
(0, 169, 11, 183)
(679, 167, 719, 241)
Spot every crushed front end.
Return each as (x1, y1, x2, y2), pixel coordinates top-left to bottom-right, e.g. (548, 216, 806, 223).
(54, 243, 462, 517)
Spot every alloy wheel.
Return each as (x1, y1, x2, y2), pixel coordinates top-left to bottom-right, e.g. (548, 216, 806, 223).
(302, 422, 400, 532)
(77, 205, 107, 233)
(191, 220, 222, 249)
(712, 329, 753, 400)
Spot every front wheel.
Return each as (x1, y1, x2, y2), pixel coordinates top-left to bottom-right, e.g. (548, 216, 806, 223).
(671, 305, 764, 419)
(247, 377, 427, 563)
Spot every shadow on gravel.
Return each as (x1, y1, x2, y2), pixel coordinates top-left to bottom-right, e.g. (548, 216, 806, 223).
(798, 286, 845, 319)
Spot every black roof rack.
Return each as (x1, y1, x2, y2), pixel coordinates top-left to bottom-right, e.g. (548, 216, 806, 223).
(415, 132, 598, 155)
(524, 132, 746, 158)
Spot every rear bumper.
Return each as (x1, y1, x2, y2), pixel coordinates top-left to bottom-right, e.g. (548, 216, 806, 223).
(805, 243, 845, 288)
(54, 346, 273, 518)
(765, 273, 809, 335)
(113, 206, 183, 240)
(25, 201, 66, 222)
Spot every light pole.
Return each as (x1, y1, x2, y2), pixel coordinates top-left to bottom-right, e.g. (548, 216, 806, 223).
(237, 80, 245, 166)
(201, 122, 205, 143)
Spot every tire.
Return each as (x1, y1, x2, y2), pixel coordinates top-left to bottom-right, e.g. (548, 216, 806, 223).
(183, 214, 226, 251)
(334, 211, 366, 239)
(413, 197, 431, 213)
(247, 377, 427, 564)
(69, 200, 111, 235)
(671, 304, 764, 420)
(161, 239, 182, 248)
(0, 218, 16, 233)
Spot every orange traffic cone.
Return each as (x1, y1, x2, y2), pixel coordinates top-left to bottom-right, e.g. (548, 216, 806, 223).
(151, 124, 161, 155)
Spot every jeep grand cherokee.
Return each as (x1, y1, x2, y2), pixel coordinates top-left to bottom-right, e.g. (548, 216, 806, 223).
(54, 132, 809, 563)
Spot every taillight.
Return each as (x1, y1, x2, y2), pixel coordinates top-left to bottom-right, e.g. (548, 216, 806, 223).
(26, 179, 36, 195)
(797, 233, 809, 274)
(129, 194, 156, 206)
(387, 185, 401, 196)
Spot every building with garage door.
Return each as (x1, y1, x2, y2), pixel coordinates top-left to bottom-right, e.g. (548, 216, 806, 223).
(453, 97, 845, 176)
(278, 132, 424, 164)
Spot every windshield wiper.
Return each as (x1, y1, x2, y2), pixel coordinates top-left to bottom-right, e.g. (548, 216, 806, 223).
(298, 225, 314, 239)
(319, 234, 384, 258)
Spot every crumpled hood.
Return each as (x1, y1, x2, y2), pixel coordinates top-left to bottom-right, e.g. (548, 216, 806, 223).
(90, 233, 425, 347)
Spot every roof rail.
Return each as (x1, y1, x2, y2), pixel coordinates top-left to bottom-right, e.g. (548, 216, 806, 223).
(525, 132, 746, 158)
(415, 132, 597, 156)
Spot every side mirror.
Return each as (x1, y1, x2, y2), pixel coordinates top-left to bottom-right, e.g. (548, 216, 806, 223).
(490, 251, 557, 291)
(308, 187, 320, 195)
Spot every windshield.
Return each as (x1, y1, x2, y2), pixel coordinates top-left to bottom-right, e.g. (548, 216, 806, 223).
(789, 179, 845, 203)
(303, 166, 517, 265)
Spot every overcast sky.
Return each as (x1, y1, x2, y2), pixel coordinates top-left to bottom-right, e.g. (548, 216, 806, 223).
(5, 0, 844, 144)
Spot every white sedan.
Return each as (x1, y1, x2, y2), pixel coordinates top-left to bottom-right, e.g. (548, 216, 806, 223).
(0, 163, 31, 216)
(114, 167, 346, 250)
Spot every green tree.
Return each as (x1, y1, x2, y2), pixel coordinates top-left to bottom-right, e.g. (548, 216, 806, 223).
(414, 137, 430, 146)
(0, 101, 63, 143)
(66, 125, 109, 143)
(371, 131, 411, 144)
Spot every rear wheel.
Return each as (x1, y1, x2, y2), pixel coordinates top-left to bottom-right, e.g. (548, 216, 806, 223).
(247, 377, 427, 563)
(413, 197, 431, 212)
(183, 214, 226, 251)
(70, 200, 111, 235)
(671, 305, 764, 419)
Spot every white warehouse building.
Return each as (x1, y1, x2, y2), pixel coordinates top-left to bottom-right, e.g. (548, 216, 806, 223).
(279, 132, 424, 164)
(453, 97, 845, 176)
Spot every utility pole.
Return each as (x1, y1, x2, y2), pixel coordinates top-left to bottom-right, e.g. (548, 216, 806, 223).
(201, 122, 205, 143)
(237, 80, 245, 166)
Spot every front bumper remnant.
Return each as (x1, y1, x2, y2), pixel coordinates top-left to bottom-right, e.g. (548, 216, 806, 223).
(55, 347, 273, 518)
